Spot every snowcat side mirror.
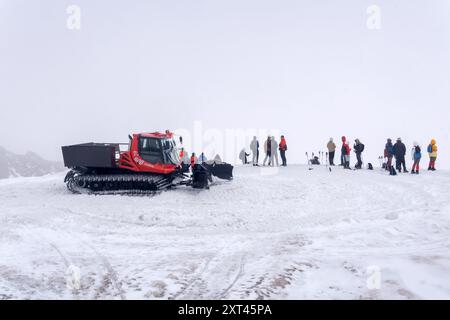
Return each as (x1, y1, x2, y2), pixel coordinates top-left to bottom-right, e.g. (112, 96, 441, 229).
(128, 135, 132, 141)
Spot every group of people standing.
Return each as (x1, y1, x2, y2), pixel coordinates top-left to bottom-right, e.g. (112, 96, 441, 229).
(326, 136, 365, 169)
(384, 138, 438, 174)
(179, 148, 208, 169)
(246, 135, 288, 167)
(182, 135, 439, 175)
(325, 136, 439, 174)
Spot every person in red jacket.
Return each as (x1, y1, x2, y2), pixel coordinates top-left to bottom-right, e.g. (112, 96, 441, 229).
(279, 135, 288, 166)
(190, 153, 198, 167)
(341, 136, 351, 169)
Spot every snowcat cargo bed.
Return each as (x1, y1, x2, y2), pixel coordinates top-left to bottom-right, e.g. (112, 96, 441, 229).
(62, 143, 120, 168)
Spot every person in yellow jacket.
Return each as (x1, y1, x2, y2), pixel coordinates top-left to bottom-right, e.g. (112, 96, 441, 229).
(427, 139, 438, 171)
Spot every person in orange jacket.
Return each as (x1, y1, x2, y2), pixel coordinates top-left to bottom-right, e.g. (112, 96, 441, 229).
(179, 148, 185, 160)
(279, 135, 288, 166)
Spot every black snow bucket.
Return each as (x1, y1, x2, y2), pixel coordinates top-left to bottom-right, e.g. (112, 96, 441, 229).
(203, 162, 234, 180)
(192, 164, 210, 189)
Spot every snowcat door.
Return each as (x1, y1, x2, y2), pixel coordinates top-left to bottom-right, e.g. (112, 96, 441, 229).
(138, 137, 165, 164)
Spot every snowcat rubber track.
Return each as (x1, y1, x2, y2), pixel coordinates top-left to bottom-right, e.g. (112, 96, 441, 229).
(65, 171, 175, 195)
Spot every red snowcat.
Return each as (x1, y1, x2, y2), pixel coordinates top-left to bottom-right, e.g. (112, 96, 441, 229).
(61, 131, 233, 194)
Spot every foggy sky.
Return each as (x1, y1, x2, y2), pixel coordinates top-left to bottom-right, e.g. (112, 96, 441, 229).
(1, 0, 449, 167)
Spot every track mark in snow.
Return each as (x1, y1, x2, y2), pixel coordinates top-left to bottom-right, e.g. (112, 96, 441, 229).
(218, 254, 246, 299)
(83, 243, 127, 300)
(170, 255, 215, 300)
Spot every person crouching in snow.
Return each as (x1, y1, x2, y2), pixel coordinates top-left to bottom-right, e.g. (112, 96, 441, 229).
(239, 148, 250, 164)
(341, 136, 351, 169)
(427, 139, 438, 171)
(279, 135, 288, 166)
(411, 142, 422, 174)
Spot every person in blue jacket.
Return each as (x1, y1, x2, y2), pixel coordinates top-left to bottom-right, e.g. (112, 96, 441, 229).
(411, 142, 422, 174)
(384, 138, 394, 171)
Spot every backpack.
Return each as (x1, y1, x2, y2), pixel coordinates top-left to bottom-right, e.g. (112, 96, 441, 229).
(427, 144, 432, 153)
(360, 144, 365, 152)
(368, 163, 373, 170)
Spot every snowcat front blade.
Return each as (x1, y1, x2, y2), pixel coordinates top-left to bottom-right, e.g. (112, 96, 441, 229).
(203, 162, 233, 180)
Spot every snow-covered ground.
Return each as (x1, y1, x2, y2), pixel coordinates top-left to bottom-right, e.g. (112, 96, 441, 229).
(1, 165, 449, 300)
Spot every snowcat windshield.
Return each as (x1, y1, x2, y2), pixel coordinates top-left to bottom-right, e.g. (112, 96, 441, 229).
(161, 138, 180, 165)
(138, 137, 179, 165)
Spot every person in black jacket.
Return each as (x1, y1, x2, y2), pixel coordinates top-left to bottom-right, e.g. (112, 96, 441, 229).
(392, 137, 408, 173)
(353, 139, 365, 169)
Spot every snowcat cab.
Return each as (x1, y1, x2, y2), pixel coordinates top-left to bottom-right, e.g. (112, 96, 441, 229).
(61, 131, 233, 194)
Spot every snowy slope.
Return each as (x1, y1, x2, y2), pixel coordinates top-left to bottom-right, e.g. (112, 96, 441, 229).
(0, 165, 449, 300)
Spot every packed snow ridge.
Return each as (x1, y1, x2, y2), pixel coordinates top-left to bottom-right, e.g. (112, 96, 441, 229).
(0, 165, 449, 299)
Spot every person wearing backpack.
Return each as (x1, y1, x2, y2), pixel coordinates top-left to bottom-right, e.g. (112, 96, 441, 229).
(384, 138, 394, 171)
(393, 137, 408, 173)
(353, 139, 365, 169)
(427, 139, 438, 171)
(411, 142, 422, 174)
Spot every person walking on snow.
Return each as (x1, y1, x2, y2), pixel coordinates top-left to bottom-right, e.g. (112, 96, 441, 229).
(239, 148, 250, 164)
(327, 138, 336, 166)
(271, 136, 279, 166)
(263, 136, 272, 166)
(384, 138, 394, 171)
(279, 135, 288, 166)
(341, 136, 351, 169)
(393, 138, 408, 173)
(411, 142, 422, 174)
(427, 139, 438, 171)
(353, 139, 365, 169)
(250, 136, 259, 166)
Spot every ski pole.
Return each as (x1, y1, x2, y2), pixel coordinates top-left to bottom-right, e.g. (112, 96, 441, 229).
(326, 151, 332, 172)
(305, 152, 312, 170)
